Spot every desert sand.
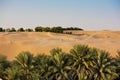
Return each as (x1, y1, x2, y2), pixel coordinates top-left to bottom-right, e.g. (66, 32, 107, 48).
(0, 30, 120, 60)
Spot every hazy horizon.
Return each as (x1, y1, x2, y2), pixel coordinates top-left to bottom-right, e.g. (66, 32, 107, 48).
(0, 0, 120, 30)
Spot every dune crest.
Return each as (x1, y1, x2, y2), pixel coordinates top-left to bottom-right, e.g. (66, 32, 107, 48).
(0, 31, 120, 60)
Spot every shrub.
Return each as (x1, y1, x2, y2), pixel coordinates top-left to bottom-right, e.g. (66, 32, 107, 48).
(43, 27, 51, 32)
(17, 28, 25, 32)
(35, 26, 43, 32)
(10, 27, 16, 32)
(65, 32, 72, 34)
(0, 27, 3, 32)
(25, 28, 33, 32)
(51, 26, 63, 33)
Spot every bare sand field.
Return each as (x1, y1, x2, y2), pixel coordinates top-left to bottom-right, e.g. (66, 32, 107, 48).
(0, 30, 120, 60)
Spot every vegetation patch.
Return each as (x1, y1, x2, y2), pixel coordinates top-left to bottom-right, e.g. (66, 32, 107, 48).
(0, 26, 83, 34)
(0, 45, 120, 80)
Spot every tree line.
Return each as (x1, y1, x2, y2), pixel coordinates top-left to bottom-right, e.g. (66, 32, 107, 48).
(0, 26, 83, 33)
(0, 45, 120, 80)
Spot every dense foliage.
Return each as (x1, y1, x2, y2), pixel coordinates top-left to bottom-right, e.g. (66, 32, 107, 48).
(34, 26, 83, 33)
(0, 26, 83, 33)
(0, 45, 119, 80)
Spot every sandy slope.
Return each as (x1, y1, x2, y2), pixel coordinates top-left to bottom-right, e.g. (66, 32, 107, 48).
(0, 31, 120, 60)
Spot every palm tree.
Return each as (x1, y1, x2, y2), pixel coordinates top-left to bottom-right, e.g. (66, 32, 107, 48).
(92, 50, 118, 80)
(5, 66, 21, 80)
(50, 48, 72, 80)
(0, 54, 10, 79)
(70, 45, 95, 80)
(15, 51, 33, 80)
(115, 51, 120, 80)
(30, 71, 40, 80)
(33, 54, 52, 80)
(116, 51, 120, 66)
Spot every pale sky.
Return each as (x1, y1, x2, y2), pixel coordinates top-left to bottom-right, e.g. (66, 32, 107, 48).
(0, 0, 120, 30)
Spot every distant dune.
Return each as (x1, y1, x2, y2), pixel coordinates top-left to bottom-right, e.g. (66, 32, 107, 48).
(0, 30, 120, 60)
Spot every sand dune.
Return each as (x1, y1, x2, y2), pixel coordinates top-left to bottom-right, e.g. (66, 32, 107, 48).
(0, 31, 120, 60)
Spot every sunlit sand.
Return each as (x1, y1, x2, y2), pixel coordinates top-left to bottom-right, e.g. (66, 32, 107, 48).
(0, 30, 120, 60)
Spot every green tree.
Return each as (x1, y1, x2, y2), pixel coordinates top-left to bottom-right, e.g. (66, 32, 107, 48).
(17, 28, 25, 32)
(115, 51, 120, 80)
(35, 26, 43, 32)
(33, 54, 52, 80)
(51, 26, 63, 33)
(10, 27, 16, 32)
(5, 66, 21, 80)
(0, 54, 10, 79)
(15, 51, 33, 80)
(43, 27, 51, 32)
(50, 48, 72, 80)
(25, 28, 33, 32)
(0, 27, 3, 32)
(70, 45, 95, 80)
(92, 50, 118, 80)
(64, 27, 83, 30)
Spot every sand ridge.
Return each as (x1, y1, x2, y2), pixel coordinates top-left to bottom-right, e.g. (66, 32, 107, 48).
(0, 31, 120, 60)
